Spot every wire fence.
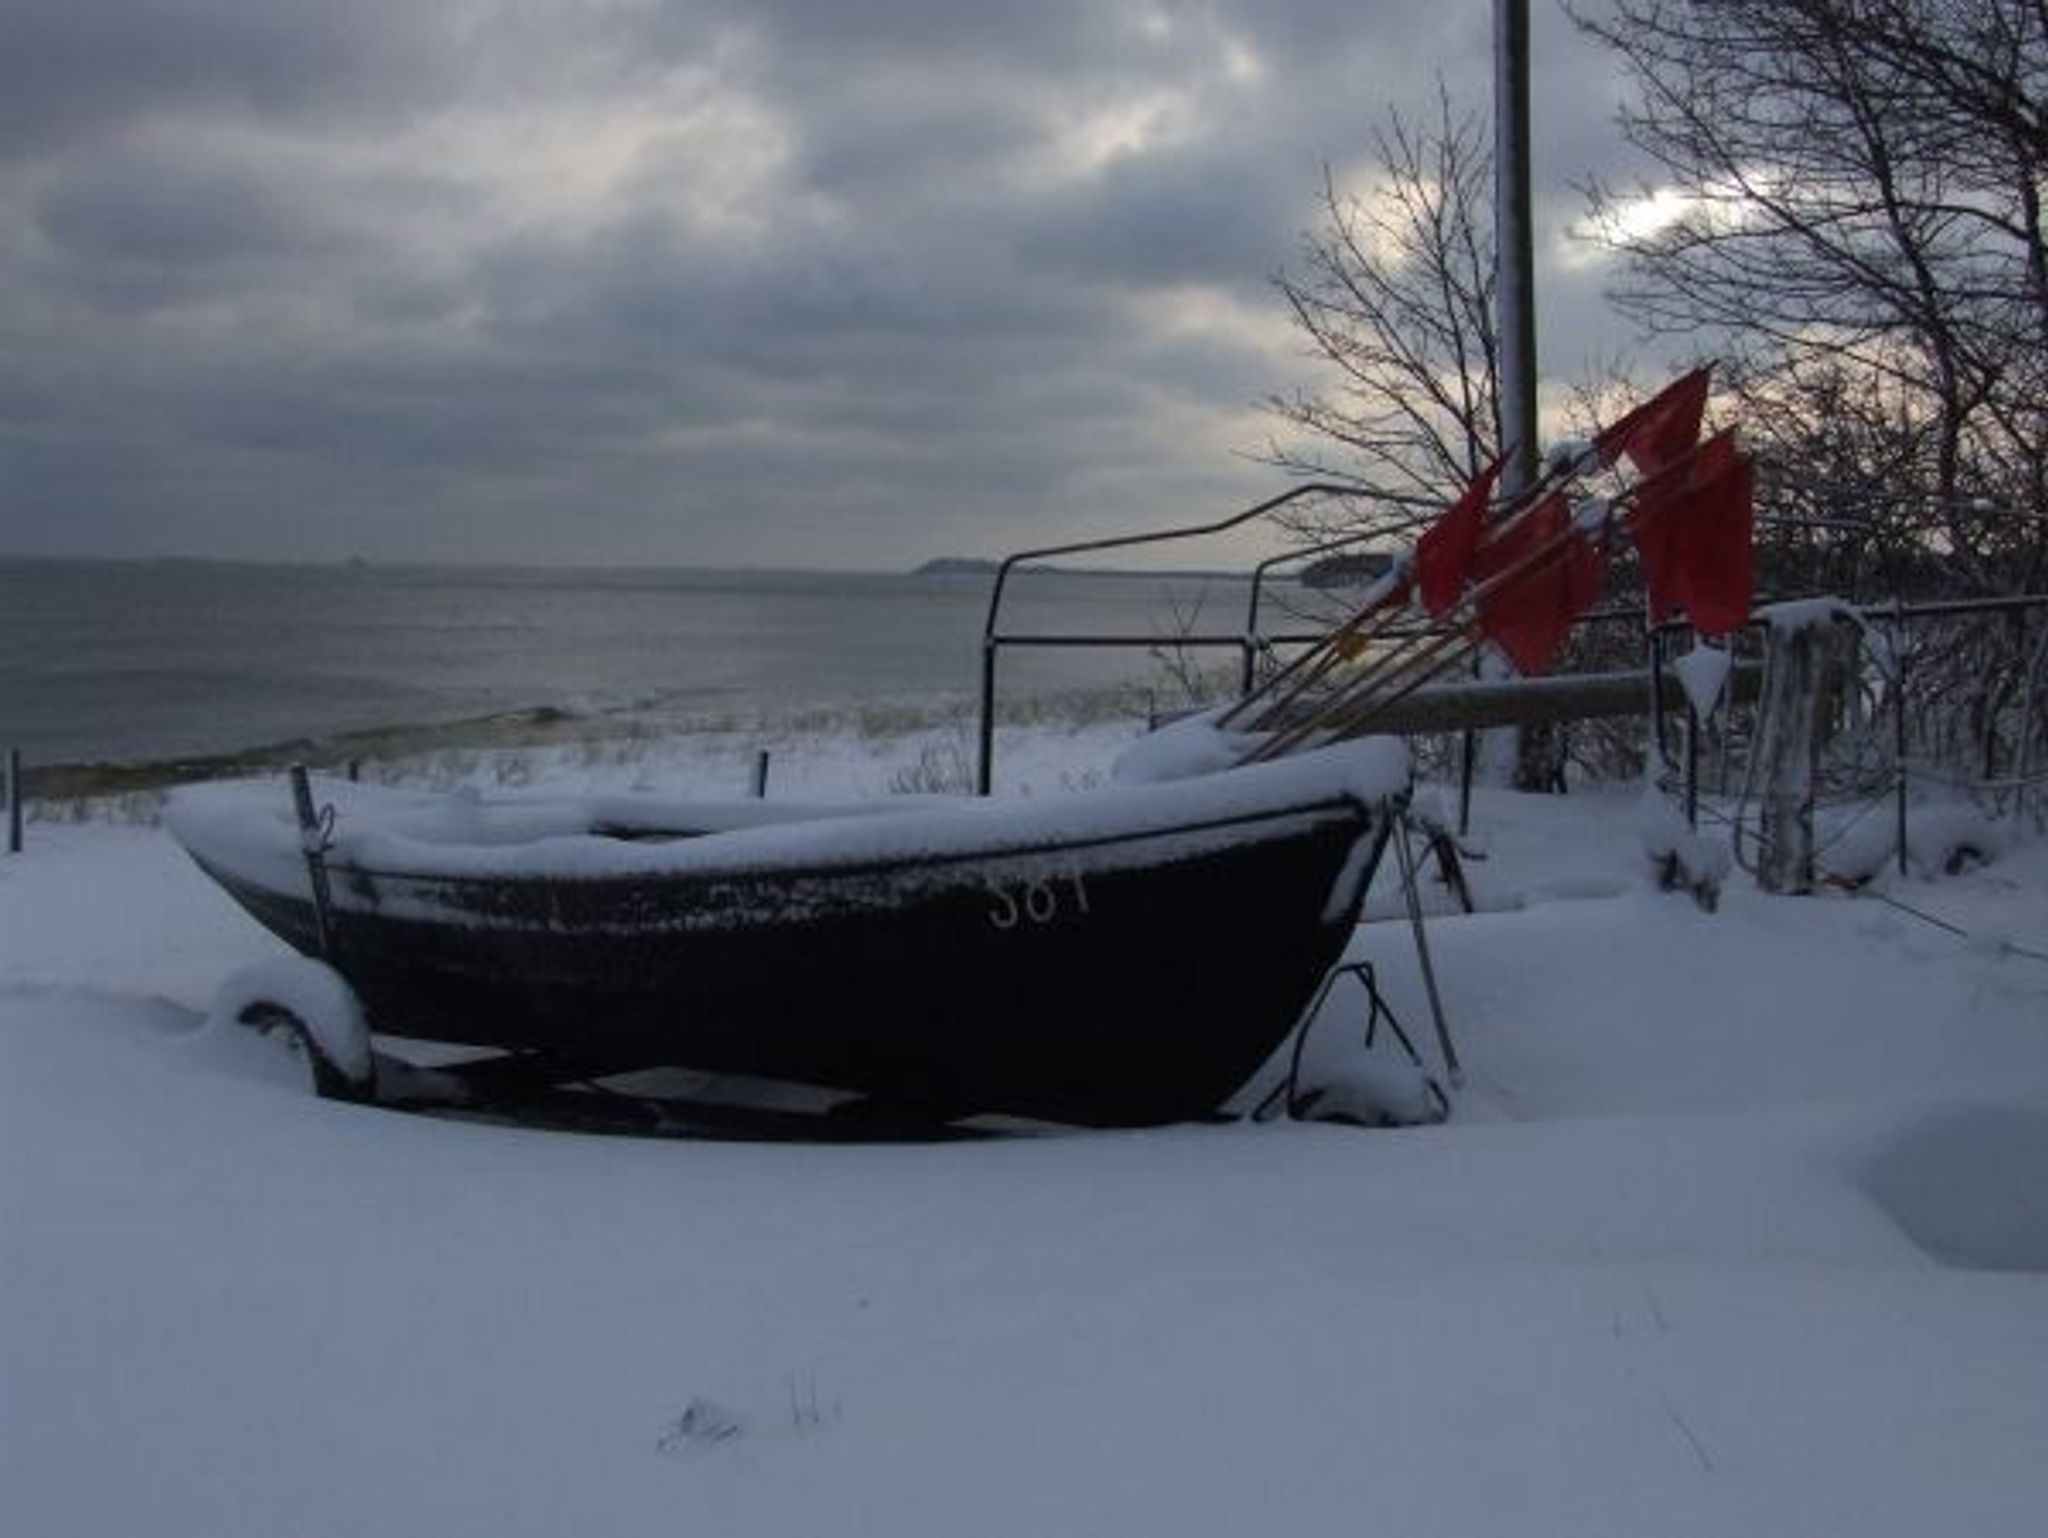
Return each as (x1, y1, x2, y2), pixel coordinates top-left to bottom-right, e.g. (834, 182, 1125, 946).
(1647, 594, 2048, 882)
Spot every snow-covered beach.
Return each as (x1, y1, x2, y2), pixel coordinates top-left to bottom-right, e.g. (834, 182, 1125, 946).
(4, 717, 2047, 1538)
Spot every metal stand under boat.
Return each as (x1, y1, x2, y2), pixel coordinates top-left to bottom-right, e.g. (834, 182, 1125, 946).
(1255, 805, 1468, 1128)
(1256, 959, 1450, 1127)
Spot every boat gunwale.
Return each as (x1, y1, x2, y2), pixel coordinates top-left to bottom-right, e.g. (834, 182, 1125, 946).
(312, 792, 1384, 893)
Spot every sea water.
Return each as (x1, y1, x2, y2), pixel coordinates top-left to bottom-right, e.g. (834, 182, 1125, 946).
(0, 559, 1305, 768)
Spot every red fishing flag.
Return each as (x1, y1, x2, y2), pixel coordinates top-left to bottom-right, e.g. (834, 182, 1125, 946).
(1413, 454, 1504, 617)
(1472, 491, 1607, 675)
(1628, 455, 1693, 623)
(1595, 366, 1712, 477)
(1627, 429, 1755, 635)
(1674, 431, 1754, 635)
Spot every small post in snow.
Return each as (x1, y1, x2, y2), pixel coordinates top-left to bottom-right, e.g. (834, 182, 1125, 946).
(1755, 610, 1849, 893)
(1892, 600, 1909, 877)
(288, 764, 338, 958)
(6, 748, 20, 855)
(751, 750, 771, 799)
(1684, 704, 1701, 829)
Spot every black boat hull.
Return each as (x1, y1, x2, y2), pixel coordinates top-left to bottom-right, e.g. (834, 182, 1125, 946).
(176, 768, 1402, 1126)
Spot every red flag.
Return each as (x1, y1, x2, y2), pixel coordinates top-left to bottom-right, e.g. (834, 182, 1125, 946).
(1628, 458, 1693, 623)
(1413, 456, 1503, 617)
(1473, 491, 1607, 675)
(1675, 432, 1754, 635)
(1595, 366, 1712, 477)
(1627, 429, 1754, 635)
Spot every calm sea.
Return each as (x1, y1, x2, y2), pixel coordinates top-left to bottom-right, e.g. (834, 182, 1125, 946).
(0, 559, 1295, 768)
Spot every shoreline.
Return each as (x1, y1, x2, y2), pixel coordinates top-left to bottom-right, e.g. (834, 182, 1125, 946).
(8, 687, 1157, 812)
(12, 706, 587, 801)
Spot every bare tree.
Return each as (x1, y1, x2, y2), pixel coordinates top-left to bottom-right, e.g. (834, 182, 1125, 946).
(1263, 89, 1601, 792)
(1571, 0, 2048, 596)
(1264, 83, 1503, 546)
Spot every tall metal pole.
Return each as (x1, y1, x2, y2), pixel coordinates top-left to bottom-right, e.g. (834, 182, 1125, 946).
(1495, 0, 1539, 498)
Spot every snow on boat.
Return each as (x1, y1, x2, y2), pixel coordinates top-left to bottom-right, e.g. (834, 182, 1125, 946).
(165, 742, 1408, 1127)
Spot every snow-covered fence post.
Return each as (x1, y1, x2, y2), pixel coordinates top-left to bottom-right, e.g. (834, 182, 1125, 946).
(1755, 604, 1850, 893)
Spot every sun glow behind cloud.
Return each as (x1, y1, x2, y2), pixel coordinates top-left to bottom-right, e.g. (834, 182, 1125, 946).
(1561, 183, 1696, 269)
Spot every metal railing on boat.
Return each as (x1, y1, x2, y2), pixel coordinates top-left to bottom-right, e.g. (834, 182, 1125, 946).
(975, 482, 1433, 795)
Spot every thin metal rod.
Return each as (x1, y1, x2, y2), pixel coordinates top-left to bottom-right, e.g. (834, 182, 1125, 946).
(980, 481, 1387, 641)
(1222, 592, 1415, 733)
(1685, 706, 1701, 827)
(1242, 525, 1404, 690)
(977, 640, 998, 796)
(1894, 599, 1909, 877)
(1649, 627, 1674, 769)
(1248, 501, 1606, 758)
(974, 480, 1403, 795)
(1393, 813, 1461, 1085)
(1224, 462, 1577, 733)
(288, 764, 337, 960)
(1248, 440, 1748, 761)
(986, 632, 1323, 651)
(1457, 730, 1477, 835)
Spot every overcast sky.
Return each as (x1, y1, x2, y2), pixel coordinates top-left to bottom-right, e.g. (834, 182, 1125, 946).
(0, 1, 1649, 570)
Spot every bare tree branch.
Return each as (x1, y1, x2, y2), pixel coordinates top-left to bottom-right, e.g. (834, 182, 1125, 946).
(1262, 84, 1502, 535)
(1570, 0, 2048, 596)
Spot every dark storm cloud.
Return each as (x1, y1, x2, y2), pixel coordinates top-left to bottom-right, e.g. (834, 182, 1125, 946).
(0, 1, 452, 156)
(31, 145, 350, 314)
(0, 0, 1644, 567)
(1020, 135, 1308, 287)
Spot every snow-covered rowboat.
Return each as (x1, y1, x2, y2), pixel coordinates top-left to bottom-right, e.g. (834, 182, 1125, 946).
(166, 743, 1407, 1127)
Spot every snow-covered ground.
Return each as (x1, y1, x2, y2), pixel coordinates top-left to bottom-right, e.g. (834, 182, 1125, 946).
(4, 725, 2046, 1538)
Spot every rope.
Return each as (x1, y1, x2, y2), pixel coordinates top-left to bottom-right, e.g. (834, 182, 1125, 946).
(1849, 887, 2048, 967)
(1703, 771, 2048, 967)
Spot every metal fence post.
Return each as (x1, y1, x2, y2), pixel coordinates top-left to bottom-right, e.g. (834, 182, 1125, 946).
(1684, 705, 1700, 828)
(976, 639, 997, 796)
(1893, 600, 1909, 877)
(288, 765, 336, 960)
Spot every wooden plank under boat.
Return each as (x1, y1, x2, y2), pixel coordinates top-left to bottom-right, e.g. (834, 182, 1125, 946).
(166, 743, 1408, 1127)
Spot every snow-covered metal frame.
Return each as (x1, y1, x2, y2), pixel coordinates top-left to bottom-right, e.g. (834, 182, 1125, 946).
(975, 482, 1436, 795)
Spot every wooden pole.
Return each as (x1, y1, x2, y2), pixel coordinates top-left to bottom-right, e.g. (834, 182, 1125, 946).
(1259, 663, 1761, 736)
(1756, 618, 1847, 893)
